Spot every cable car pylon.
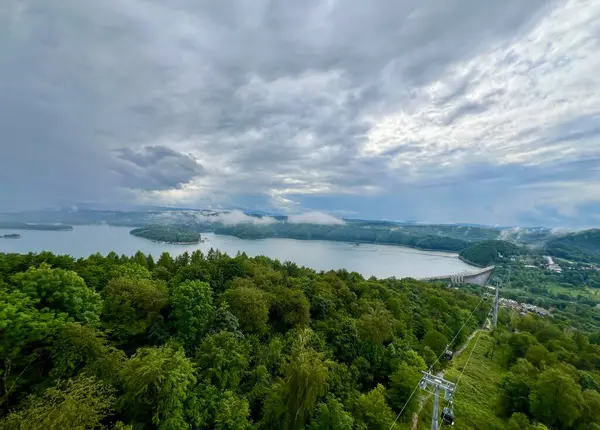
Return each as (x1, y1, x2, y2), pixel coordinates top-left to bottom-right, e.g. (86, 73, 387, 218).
(419, 372, 456, 429)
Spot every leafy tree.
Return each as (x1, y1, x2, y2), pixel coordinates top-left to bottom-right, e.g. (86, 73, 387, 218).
(0, 289, 67, 397)
(421, 329, 449, 357)
(102, 277, 169, 342)
(12, 264, 102, 325)
(311, 396, 355, 430)
(352, 384, 395, 430)
(214, 390, 252, 430)
(529, 367, 584, 429)
(0, 376, 114, 430)
(497, 370, 532, 417)
(357, 306, 394, 344)
(210, 304, 241, 334)
(50, 323, 109, 379)
(195, 331, 249, 390)
(119, 343, 197, 429)
(577, 389, 600, 429)
(270, 288, 310, 331)
(156, 252, 174, 271)
(170, 280, 214, 346)
(109, 263, 151, 280)
(507, 412, 530, 430)
(222, 285, 270, 335)
(389, 362, 422, 418)
(263, 329, 329, 429)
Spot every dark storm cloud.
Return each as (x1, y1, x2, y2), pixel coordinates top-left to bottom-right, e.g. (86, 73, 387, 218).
(1, 0, 599, 227)
(114, 146, 205, 191)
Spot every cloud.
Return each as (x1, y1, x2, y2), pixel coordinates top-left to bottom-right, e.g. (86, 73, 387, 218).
(1, 0, 599, 227)
(288, 211, 345, 225)
(114, 145, 204, 191)
(210, 210, 277, 226)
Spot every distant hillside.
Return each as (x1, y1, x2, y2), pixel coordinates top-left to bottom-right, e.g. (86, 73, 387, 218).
(212, 222, 500, 251)
(545, 229, 600, 263)
(459, 240, 522, 267)
(0, 221, 73, 231)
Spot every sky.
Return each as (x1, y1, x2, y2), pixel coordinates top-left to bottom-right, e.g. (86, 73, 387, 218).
(1, 0, 600, 228)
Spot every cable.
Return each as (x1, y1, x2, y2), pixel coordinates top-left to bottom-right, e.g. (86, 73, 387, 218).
(388, 383, 421, 429)
(389, 294, 489, 429)
(426, 294, 487, 373)
(454, 311, 490, 389)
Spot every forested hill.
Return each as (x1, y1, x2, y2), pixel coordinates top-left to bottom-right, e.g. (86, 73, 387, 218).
(1, 250, 599, 429)
(545, 229, 600, 264)
(212, 222, 496, 252)
(459, 240, 522, 267)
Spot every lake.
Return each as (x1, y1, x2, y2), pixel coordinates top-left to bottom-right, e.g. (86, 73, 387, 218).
(0, 225, 478, 279)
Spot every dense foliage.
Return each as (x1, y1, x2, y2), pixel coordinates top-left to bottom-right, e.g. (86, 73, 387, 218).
(130, 226, 200, 244)
(459, 240, 522, 267)
(545, 230, 600, 264)
(0, 249, 488, 429)
(486, 311, 600, 430)
(1, 249, 598, 429)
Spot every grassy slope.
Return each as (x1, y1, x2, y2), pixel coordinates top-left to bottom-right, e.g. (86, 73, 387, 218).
(417, 333, 506, 430)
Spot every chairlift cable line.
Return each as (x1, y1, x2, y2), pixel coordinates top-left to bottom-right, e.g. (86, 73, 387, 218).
(389, 293, 489, 429)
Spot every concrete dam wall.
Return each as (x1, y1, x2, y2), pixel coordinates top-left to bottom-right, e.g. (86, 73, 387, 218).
(419, 266, 495, 287)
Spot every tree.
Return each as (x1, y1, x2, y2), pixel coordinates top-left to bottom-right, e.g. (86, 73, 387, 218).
(133, 251, 149, 268)
(577, 389, 600, 429)
(529, 368, 583, 429)
(311, 396, 354, 430)
(222, 285, 270, 334)
(119, 343, 197, 429)
(50, 323, 109, 379)
(170, 280, 214, 346)
(0, 376, 114, 430)
(210, 304, 241, 334)
(262, 329, 329, 430)
(507, 412, 530, 430)
(357, 306, 394, 344)
(283, 329, 329, 429)
(102, 277, 169, 342)
(214, 390, 252, 430)
(156, 252, 174, 270)
(12, 264, 102, 325)
(389, 363, 422, 418)
(422, 329, 449, 357)
(352, 384, 395, 430)
(270, 288, 310, 331)
(108, 263, 151, 280)
(195, 331, 249, 390)
(497, 370, 532, 417)
(0, 289, 67, 397)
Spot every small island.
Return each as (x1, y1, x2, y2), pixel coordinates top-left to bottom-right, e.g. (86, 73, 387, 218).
(0, 222, 73, 231)
(130, 225, 201, 244)
(1, 233, 21, 239)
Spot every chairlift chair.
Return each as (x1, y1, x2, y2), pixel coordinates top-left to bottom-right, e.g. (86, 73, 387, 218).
(444, 346, 453, 360)
(442, 406, 455, 425)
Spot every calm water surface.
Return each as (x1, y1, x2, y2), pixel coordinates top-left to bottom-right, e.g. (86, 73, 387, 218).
(0, 225, 477, 279)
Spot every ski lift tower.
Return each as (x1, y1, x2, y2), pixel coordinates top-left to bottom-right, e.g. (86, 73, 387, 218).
(489, 277, 503, 328)
(419, 372, 456, 429)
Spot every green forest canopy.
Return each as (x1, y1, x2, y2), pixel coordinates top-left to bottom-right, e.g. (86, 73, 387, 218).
(545, 229, 600, 264)
(459, 240, 522, 267)
(0, 250, 598, 429)
(130, 225, 200, 244)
